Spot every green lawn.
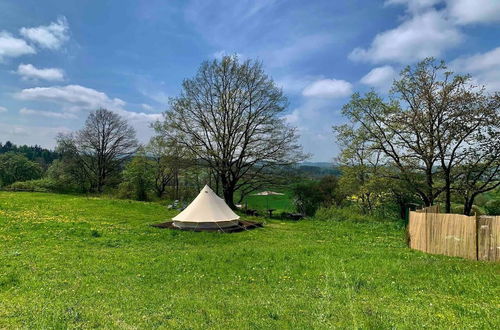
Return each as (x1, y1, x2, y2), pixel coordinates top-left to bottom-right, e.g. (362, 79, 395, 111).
(242, 189, 294, 212)
(0, 192, 499, 328)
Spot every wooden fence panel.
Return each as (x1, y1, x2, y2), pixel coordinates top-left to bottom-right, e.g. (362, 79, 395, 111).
(477, 216, 500, 261)
(428, 213, 476, 259)
(408, 212, 427, 251)
(407, 210, 496, 261)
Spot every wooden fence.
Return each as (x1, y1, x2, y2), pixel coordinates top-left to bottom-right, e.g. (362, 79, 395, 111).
(408, 207, 499, 261)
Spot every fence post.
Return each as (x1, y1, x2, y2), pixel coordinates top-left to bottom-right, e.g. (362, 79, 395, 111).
(476, 213, 479, 261)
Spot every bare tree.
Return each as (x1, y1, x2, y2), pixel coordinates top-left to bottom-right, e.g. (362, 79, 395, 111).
(153, 56, 306, 208)
(60, 109, 138, 193)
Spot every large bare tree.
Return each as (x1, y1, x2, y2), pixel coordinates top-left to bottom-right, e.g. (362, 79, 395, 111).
(59, 109, 138, 193)
(153, 56, 306, 208)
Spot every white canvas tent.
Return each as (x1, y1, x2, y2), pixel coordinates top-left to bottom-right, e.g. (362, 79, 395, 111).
(172, 185, 240, 230)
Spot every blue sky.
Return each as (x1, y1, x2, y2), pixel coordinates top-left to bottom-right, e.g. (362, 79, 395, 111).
(0, 0, 499, 161)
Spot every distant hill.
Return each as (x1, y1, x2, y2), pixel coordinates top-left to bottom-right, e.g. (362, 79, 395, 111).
(295, 162, 340, 178)
(301, 161, 336, 169)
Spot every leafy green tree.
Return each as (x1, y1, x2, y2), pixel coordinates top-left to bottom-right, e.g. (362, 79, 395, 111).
(337, 58, 499, 213)
(317, 175, 346, 207)
(0, 152, 42, 187)
(291, 181, 324, 216)
(120, 148, 154, 201)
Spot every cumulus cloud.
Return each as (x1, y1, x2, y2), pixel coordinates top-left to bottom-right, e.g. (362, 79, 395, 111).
(446, 0, 500, 24)
(0, 32, 36, 61)
(451, 47, 500, 92)
(19, 108, 77, 119)
(16, 63, 64, 81)
(274, 75, 319, 95)
(20, 16, 69, 50)
(15, 84, 161, 143)
(360, 65, 398, 90)
(349, 10, 462, 64)
(15, 84, 126, 113)
(302, 78, 353, 98)
(0, 106, 7, 113)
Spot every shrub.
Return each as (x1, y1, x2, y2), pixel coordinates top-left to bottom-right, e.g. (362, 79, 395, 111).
(117, 182, 135, 200)
(120, 149, 154, 201)
(0, 152, 42, 187)
(291, 182, 323, 216)
(6, 178, 59, 192)
(484, 199, 500, 215)
(451, 204, 485, 216)
(315, 206, 383, 223)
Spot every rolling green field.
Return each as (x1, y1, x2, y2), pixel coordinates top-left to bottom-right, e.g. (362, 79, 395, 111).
(0, 192, 499, 328)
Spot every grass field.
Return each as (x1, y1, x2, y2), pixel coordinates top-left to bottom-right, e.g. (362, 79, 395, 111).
(243, 189, 294, 212)
(0, 192, 499, 328)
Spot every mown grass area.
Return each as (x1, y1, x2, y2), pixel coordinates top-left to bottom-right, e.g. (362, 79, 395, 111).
(0, 192, 499, 328)
(242, 189, 294, 212)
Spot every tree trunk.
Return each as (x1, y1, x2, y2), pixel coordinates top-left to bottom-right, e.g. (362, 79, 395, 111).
(464, 194, 477, 216)
(444, 182, 451, 213)
(425, 165, 434, 206)
(223, 187, 236, 209)
(221, 176, 236, 209)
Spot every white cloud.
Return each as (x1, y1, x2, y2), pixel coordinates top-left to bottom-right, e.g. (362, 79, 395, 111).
(275, 75, 319, 95)
(0, 106, 7, 113)
(446, 0, 500, 24)
(360, 65, 398, 90)
(16, 63, 64, 81)
(451, 47, 500, 92)
(0, 31, 36, 61)
(302, 78, 353, 98)
(16, 84, 126, 113)
(15, 84, 161, 143)
(385, 0, 441, 13)
(19, 108, 77, 119)
(20, 16, 69, 50)
(349, 10, 462, 64)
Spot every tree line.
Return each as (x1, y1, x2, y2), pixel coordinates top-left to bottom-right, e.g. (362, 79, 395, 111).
(1, 56, 498, 217)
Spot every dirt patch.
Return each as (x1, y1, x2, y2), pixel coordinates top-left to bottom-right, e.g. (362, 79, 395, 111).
(151, 220, 263, 233)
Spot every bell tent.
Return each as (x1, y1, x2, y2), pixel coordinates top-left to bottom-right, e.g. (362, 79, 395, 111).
(172, 185, 240, 230)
